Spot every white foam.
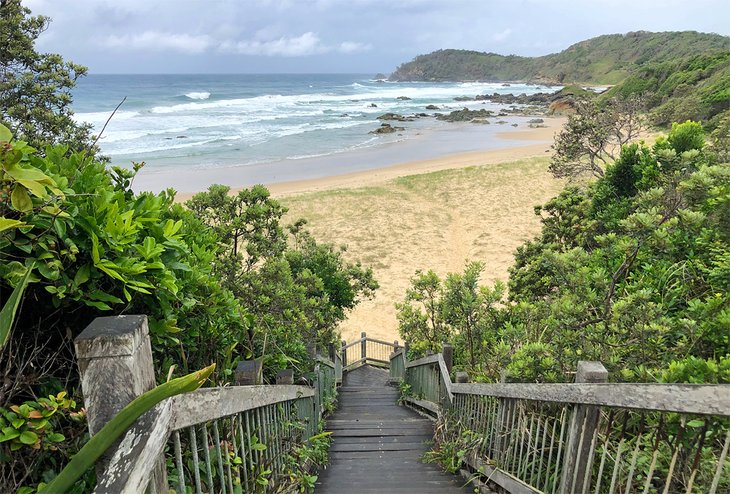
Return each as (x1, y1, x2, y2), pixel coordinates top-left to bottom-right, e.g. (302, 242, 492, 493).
(185, 91, 211, 100)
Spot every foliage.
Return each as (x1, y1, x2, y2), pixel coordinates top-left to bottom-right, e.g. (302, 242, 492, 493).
(187, 186, 377, 379)
(390, 31, 730, 84)
(0, 0, 92, 152)
(284, 430, 332, 493)
(506, 121, 730, 382)
(395, 270, 450, 356)
(548, 96, 645, 180)
(396, 263, 504, 373)
(604, 52, 730, 127)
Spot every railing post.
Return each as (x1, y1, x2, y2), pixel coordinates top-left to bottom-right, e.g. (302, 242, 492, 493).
(74, 315, 167, 493)
(442, 343, 453, 375)
(341, 340, 347, 368)
(360, 331, 367, 362)
(559, 361, 608, 493)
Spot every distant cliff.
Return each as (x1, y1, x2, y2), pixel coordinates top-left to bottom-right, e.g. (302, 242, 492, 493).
(390, 31, 730, 84)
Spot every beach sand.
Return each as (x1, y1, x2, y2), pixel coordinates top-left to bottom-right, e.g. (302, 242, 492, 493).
(267, 117, 566, 344)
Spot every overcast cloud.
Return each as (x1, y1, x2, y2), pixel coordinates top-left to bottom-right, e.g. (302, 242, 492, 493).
(23, 0, 730, 74)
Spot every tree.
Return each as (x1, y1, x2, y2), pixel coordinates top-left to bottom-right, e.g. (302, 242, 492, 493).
(395, 270, 451, 356)
(549, 96, 645, 180)
(442, 262, 504, 371)
(0, 0, 92, 151)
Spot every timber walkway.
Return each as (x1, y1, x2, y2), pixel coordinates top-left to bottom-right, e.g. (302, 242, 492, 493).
(316, 365, 470, 493)
(71, 321, 730, 493)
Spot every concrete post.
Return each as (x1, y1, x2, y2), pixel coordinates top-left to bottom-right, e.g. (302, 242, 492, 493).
(442, 343, 453, 375)
(559, 361, 608, 493)
(276, 369, 294, 385)
(360, 331, 367, 362)
(455, 371, 469, 383)
(235, 359, 263, 385)
(74, 315, 166, 493)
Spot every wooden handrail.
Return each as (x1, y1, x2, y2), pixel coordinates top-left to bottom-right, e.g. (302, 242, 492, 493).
(170, 385, 313, 430)
(451, 382, 730, 416)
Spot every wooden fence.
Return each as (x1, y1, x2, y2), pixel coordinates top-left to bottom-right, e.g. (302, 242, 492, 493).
(390, 347, 730, 494)
(75, 315, 337, 493)
(341, 332, 399, 371)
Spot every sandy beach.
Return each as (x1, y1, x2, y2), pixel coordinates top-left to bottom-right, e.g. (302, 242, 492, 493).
(270, 117, 566, 344)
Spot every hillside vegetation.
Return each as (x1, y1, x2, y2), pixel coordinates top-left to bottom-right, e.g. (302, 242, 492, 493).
(390, 31, 730, 84)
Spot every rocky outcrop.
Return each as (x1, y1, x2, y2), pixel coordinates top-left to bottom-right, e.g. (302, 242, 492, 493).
(370, 123, 405, 134)
(425, 104, 440, 110)
(397, 96, 412, 100)
(377, 113, 412, 121)
(436, 108, 494, 122)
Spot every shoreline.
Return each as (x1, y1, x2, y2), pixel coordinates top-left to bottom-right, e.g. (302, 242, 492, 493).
(175, 117, 564, 201)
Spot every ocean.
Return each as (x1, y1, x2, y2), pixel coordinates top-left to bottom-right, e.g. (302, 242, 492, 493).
(72, 74, 553, 191)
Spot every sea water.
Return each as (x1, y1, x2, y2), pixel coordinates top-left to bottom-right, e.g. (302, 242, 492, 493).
(72, 74, 552, 191)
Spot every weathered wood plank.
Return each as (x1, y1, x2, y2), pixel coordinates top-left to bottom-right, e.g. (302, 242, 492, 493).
(316, 365, 470, 493)
(169, 385, 313, 430)
(451, 382, 730, 415)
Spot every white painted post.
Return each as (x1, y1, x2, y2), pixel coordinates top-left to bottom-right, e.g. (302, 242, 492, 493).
(559, 361, 608, 493)
(74, 315, 167, 493)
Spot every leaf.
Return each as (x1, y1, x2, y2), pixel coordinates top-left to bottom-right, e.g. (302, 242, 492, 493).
(686, 419, 705, 428)
(47, 432, 65, 443)
(17, 179, 47, 198)
(11, 186, 32, 212)
(91, 233, 101, 264)
(88, 290, 123, 304)
(19, 431, 38, 445)
(0, 124, 11, 142)
(0, 217, 29, 233)
(4, 163, 55, 185)
(74, 265, 91, 286)
(0, 265, 33, 351)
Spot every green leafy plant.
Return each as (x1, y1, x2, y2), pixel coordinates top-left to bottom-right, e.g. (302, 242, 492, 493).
(40, 364, 215, 493)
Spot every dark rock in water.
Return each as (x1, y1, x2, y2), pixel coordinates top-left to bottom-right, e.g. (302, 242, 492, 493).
(474, 95, 489, 101)
(416, 113, 428, 117)
(340, 113, 349, 117)
(453, 96, 473, 101)
(437, 108, 494, 122)
(498, 112, 509, 116)
(370, 123, 405, 134)
(496, 120, 508, 125)
(374, 73, 387, 80)
(527, 118, 544, 124)
(502, 83, 511, 87)
(165, 137, 173, 140)
(176, 135, 187, 139)
(472, 118, 491, 124)
(425, 104, 439, 110)
(397, 96, 411, 100)
(368, 103, 378, 107)
(511, 123, 518, 127)
(377, 112, 410, 121)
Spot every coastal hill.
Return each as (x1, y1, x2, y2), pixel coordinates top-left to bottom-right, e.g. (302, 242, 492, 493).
(389, 31, 730, 84)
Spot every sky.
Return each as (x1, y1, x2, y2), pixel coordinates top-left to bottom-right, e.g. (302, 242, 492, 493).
(25, 0, 730, 75)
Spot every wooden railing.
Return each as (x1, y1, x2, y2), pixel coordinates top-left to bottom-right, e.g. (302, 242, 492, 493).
(341, 332, 399, 371)
(75, 316, 337, 494)
(390, 348, 730, 494)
